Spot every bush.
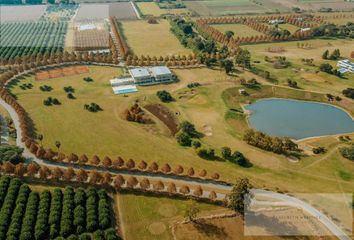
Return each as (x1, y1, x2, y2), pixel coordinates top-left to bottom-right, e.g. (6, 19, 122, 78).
(84, 103, 102, 113)
(313, 146, 326, 154)
(83, 77, 94, 82)
(0, 145, 24, 164)
(34, 190, 51, 240)
(176, 130, 192, 146)
(342, 88, 354, 99)
(187, 82, 201, 88)
(67, 93, 75, 99)
(340, 145, 354, 160)
(196, 148, 215, 160)
(64, 86, 75, 93)
(157, 90, 174, 103)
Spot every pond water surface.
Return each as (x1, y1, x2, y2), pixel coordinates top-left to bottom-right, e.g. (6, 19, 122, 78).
(244, 99, 354, 139)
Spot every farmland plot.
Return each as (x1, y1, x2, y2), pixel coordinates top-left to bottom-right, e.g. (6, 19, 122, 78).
(0, 21, 67, 60)
(0, 5, 47, 22)
(109, 2, 138, 19)
(212, 24, 265, 38)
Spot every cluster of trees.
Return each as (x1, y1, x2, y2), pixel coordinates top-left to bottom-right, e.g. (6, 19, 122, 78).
(156, 90, 174, 103)
(64, 86, 75, 99)
(319, 63, 342, 77)
(187, 82, 201, 88)
(221, 147, 250, 167)
(0, 175, 120, 240)
(0, 21, 67, 61)
(340, 144, 354, 161)
(0, 145, 24, 164)
(313, 146, 326, 154)
(84, 103, 102, 113)
(322, 49, 341, 60)
(265, 55, 290, 69)
(342, 88, 354, 99)
(243, 129, 299, 154)
(313, 23, 354, 38)
(124, 103, 152, 124)
(235, 49, 251, 69)
(287, 79, 298, 88)
(170, 17, 218, 55)
(19, 83, 33, 90)
(176, 121, 201, 147)
(43, 96, 61, 106)
(39, 85, 53, 92)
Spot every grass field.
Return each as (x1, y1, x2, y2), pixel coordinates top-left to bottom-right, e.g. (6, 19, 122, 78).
(243, 39, 354, 95)
(120, 19, 191, 56)
(116, 193, 228, 240)
(212, 24, 264, 38)
(8, 61, 354, 195)
(136, 2, 189, 16)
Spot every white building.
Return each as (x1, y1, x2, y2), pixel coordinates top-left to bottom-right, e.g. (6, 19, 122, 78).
(269, 19, 285, 25)
(110, 66, 175, 94)
(337, 59, 353, 74)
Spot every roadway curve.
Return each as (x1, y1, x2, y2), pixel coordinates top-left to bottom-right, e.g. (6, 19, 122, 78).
(0, 79, 350, 240)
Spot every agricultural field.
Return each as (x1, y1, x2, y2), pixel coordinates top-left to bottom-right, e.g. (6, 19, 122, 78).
(184, 0, 290, 16)
(74, 4, 110, 21)
(109, 2, 138, 20)
(0, 5, 46, 22)
(0, 176, 119, 239)
(314, 12, 354, 25)
(0, 21, 67, 60)
(116, 193, 228, 240)
(212, 23, 265, 38)
(136, 2, 189, 17)
(120, 19, 192, 56)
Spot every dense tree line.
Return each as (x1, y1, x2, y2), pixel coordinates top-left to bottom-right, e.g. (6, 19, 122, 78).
(243, 129, 299, 154)
(35, 190, 51, 240)
(313, 22, 354, 38)
(342, 88, 354, 99)
(0, 145, 24, 164)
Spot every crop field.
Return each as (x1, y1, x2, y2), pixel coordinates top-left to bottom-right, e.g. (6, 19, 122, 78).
(294, 0, 354, 11)
(136, 2, 189, 16)
(212, 24, 265, 38)
(278, 23, 299, 33)
(73, 28, 110, 51)
(109, 2, 138, 19)
(0, 21, 67, 60)
(0, 176, 118, 239)
(0, 5, 47, 22)
(120, 20, 191, 56)
(184, 0, 290, 16)
(74, 4, 109, 21)
(116, 193, 227, 240)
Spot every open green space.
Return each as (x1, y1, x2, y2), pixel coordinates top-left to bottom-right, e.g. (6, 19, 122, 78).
(8, 61, 354, 195)
(116, 193, 227, 240)
(136, 2, 189, 16)
(120, 19, 192, 56)
(212, 23, 264, 38)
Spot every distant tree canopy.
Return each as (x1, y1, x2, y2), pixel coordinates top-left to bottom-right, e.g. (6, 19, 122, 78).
(235, 49, 251, 69)
(0, 145, 24, 164)
(340, 144, 354, 161)
(312, 23, 354, 38)
(342, 88, 354, 99)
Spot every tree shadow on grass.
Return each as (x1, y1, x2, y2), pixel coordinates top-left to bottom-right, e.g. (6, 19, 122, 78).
(192, 219, 228, 239)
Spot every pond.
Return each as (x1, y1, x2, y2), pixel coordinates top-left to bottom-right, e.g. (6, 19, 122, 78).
(244, 99, 354, 140)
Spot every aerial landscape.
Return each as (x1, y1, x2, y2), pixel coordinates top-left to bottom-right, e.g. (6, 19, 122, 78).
(0, 0, 353, 239)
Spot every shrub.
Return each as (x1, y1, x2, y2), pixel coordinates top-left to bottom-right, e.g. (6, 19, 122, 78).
(157, 90, 174, 103)
(84, 103, 103, 112)
(196, 148, 215, 160)
(313, 146, 326, 154)
(176, 130, 192, 146)
(340, 145, 354, 160)
(0, 145, 24, 164)
(83, 77, 94, 82)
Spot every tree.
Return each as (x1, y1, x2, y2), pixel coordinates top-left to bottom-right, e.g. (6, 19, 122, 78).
(161, 163, 171, 173)
(113, 157, 124, 168)
(193, 186, 203, 197)
(225, 31, 234, 39)
(187, 167, 195, 177)
(102, 157, 112, 168)
(76, 169, 88, 182)
(228, 178, 252, 215)
(179, 185, 190, 195)
(91, 155, 100, 165)
(221, 147, 232, 159)
(220, 59, 234, 74)
(319, 63, 333, 73)
(176, 130, 192, 146)
(138, 160, 147, 170)
(126, 159, 135, 169)
(63, 167, 75, 181)
(153, 181, 164, 191)
(179, 121, 198, 138)
(184, 203, 200, 222)
(126, 176, 138, 188)
(0, 145, 25, 164)
(55, 141, 61, 151)
(139, 178, 150, 190)
(209, 191, 217, 200)
(156, 90, 174, 103)
(167, 182, 177, 193)
(114, 175, 125, 190)
(340, 144, 354, 160)
(52, 167, 63, 180)
(27, 163, 39, 177)
(235, 49, 251, 69)
(322, 49, 329, 59)
(79, 154, 88, 165)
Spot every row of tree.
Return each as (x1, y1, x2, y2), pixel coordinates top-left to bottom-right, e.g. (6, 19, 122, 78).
(0, 165, 220, 203)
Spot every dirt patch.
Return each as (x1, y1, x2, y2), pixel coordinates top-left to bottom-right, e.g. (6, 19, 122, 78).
(158, 203, 178, 218)
(202, 124, 213, 137)
(35, 65, 89, 81)
(148, 222, 166, 235)
(145, 104, 179, 135)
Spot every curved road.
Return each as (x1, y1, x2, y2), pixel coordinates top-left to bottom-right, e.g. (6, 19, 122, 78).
(0, 81, 350, 240)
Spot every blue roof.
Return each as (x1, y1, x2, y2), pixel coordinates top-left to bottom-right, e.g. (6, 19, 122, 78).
(129, 68, 150, 78)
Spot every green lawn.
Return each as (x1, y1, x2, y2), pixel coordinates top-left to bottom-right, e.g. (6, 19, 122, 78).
(116, 193, 228, 240)
(212, 23, 264, 38)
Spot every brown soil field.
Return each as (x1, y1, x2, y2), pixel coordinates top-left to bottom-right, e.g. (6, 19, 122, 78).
(35, 66, 89, 81)
(145, 103, 179, 135)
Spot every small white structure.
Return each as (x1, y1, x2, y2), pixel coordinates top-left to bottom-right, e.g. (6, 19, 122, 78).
(269, 19, 285, 25)
(300, 28, 311, 32)
(110, 66, 175, 94)
(239, 89, 247, 95)
(337, 59, 354, 74)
